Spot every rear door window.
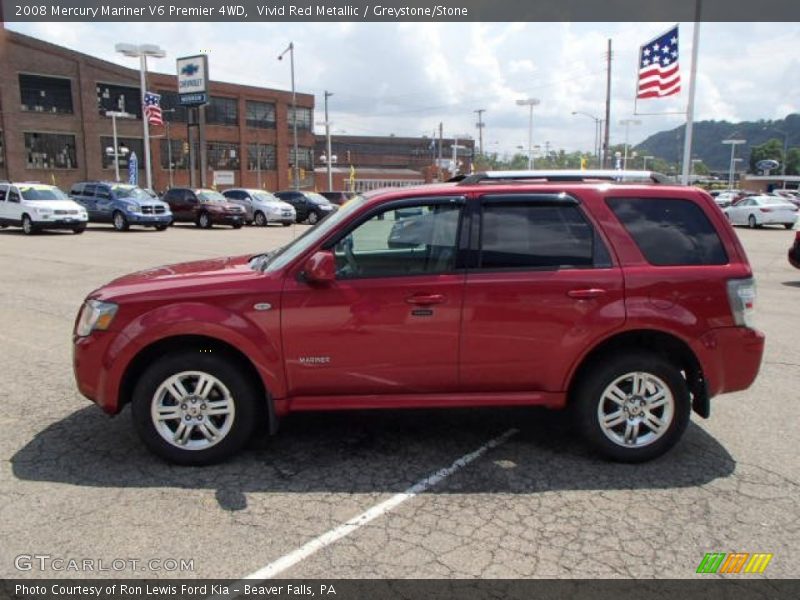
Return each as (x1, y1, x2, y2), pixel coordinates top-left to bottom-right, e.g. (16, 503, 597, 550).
(607, 197, 728, 266)
(478, 199, 608, 270)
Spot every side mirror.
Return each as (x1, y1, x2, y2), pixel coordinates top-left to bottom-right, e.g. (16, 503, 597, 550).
(303, 251, 335, 284)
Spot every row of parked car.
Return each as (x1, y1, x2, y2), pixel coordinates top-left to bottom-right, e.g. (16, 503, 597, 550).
(0, 180, 350, 234)
(709, 189, 800, 230)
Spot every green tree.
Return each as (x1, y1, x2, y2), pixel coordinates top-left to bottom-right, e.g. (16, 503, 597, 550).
(749, 138, 784, 172)
(785, 147, 800, 176)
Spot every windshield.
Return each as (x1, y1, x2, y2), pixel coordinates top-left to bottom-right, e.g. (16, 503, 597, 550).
(197, 190, 227, 203)
(112, 185, 152, 200)
(19, 186, 70, 201)
(305, 192, 332, 205)
(262, 195, 367, 272)
(253, 192, 280, 203)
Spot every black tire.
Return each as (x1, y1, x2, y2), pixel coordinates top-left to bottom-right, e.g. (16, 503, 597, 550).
(254, 211, 267, 227)
(72, 226, 86, 234)
(21, 214, 36, 235)
(197, 212, 212, 229)
(154, 224, 169, 231)
(748, 214, 758, 229)
(307, 211, 319, 225)
(232, 222, 243, 229)
(112, 210, 130, 232)
(282, 222, 291, 227)
(784, 223, 794, 230)
(131, 351, 259, 465)
(0, 224, 8, 229)
(572, 352, 691, 463)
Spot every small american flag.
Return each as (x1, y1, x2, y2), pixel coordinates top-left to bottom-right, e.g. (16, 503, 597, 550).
(143, 91, 163, 126)
(637, 26, 681, 99)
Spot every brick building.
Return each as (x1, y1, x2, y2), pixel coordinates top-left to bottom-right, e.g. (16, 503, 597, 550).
(0, 25, 315, 192)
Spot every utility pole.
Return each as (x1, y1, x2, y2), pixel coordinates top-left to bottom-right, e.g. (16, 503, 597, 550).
(603, 38, 612, 168)
(438, 122, 443, 180)
(474, 109, 485, 157)
(324, 90, 333, 191)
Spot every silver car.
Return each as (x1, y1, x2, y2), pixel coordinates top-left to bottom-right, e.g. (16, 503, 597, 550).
(222, 188, 296, 226)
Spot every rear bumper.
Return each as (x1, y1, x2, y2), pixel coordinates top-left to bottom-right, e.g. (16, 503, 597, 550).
(789, 242, 800, 269)
(696, 327, 765, 397)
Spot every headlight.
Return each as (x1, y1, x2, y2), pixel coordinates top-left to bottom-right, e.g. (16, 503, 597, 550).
(35, 208, 53, 215)
(75, 299, 118, 337)
(125, 203, 141, 213)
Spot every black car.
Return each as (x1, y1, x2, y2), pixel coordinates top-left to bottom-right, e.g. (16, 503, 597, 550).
(318, 191, 355, 206)
(274, 190, 337, 224)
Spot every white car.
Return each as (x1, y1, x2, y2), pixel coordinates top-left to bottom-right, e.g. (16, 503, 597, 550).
(0, 182, 89, 235)
(724, 195, 798, 229)
(222, 188, 296, 226)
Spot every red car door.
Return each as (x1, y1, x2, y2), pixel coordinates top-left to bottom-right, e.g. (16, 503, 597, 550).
(459, 194, 626, 394)
(281, 197, 467, 398)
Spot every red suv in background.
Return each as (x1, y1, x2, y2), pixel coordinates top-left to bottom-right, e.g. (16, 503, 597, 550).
(73, 171, 764, 465)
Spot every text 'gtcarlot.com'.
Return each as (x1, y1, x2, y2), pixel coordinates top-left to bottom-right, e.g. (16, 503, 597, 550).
(14, 554, 195, 572)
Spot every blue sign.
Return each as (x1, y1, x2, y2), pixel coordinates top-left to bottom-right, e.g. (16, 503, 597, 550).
(179, 92, 208, 106)
(181, 63, 200, 77)
(128, 152, 138, 185)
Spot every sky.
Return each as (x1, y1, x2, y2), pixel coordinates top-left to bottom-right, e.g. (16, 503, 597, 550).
(7, 21, 800, 160)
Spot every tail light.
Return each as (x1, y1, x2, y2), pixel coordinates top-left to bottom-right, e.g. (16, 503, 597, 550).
(727, 278, 756, 328)
(759, 208, 773, 213)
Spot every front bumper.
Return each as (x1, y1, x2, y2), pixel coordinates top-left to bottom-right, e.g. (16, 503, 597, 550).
(34, 218, 87, 229)
(214, 214, 244, 225)
(128, 213, 172, 225)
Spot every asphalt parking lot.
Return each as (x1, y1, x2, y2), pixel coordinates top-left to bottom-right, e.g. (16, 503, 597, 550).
(0, 220, 798, 580)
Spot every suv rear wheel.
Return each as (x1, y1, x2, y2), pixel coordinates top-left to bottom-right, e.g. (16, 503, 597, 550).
(197, 212, 212, 229)
(572, 353, 690, 462)
(131, 352, 258, 465)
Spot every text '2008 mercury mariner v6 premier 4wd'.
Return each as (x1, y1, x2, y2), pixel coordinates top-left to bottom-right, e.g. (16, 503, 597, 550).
(72, 170, 765, 465)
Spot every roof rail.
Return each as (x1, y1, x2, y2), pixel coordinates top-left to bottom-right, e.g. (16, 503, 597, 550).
(457, 169, 672, 185)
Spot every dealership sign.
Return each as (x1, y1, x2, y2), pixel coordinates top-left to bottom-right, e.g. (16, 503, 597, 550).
(177, 55, 209, 106)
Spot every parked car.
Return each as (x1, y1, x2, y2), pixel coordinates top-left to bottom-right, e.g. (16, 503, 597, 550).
(161, 188, 245, 228)
(319, 191, 355, 206)
(723, 195, 798, 229)
(69, 182, 172, 231)
(0, 182, 87, 234)
(221, 188, 295, 226)
(771, 189, 800, 208)
(274, 190, 337, 224)
(73, 170, 764, 465)
(789, 230, 800, 269)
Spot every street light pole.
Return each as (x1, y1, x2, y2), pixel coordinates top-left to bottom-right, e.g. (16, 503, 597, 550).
(620, 119, 641, 170)
(278, 42, 299, 190)
(105, 111, 133, 182)
(324, 90, 333, 191)
(722, 139, 746, 189)
(115, 43, 166, 191)
(572, 111, 602, 167)
(516, 98, 540, 170)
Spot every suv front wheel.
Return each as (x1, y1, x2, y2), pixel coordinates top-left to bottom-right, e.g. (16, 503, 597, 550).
(572, 353, 690, 462)
(131, 352, 258, 465)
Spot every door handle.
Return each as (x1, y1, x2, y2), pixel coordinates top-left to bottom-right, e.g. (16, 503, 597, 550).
(406, 293, 446, 306)
(567, 288, 606, 300)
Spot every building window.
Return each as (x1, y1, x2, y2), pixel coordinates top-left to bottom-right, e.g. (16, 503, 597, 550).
(24, 132, 78, 169)
(208, 142, 240, 169)
(160, 139, 196, 170)
(247, 143, 276, 170)
(100, 136, 144, 170)
(206, 96, 238, 126)
(245, 100, 276, 129)
(288, 106, 312, 130)
(96, 83, 141, 118)
(19, 74, 73, 114)
(0, 131, 5, 168)
(157, 90, 189, 122)
(289, 146, 313, 169)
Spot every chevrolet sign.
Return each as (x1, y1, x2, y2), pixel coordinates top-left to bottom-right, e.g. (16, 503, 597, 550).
(177, 55, 208, 106)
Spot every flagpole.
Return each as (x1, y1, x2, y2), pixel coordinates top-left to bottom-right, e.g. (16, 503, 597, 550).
(680, 2, 702, 185)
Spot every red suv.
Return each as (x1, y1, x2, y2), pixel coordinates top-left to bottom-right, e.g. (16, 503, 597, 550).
(73, 171, 765, 465)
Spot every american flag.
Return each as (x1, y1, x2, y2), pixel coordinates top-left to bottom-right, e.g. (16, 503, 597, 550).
(143, 92, 163, 126)
(637, 26, 681, 99)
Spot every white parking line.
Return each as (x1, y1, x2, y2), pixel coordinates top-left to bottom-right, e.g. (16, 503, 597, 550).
(241, 427, 519, 581)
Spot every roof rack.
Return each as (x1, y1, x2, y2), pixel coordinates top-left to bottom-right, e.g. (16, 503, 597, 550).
(456, 169, 672, 185)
